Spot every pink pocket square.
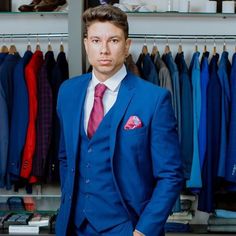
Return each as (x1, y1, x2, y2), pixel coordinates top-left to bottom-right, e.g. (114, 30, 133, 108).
(124, 116, 143, 130)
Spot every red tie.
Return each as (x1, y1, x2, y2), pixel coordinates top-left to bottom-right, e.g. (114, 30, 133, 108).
(87, 83, 107, 139)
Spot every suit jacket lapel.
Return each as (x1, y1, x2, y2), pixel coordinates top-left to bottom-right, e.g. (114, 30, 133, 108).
(72, 75, 91, 158)
(110, 73, 136, 159)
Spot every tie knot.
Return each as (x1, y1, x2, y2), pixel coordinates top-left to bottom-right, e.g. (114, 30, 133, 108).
(95, 83, 107, 98)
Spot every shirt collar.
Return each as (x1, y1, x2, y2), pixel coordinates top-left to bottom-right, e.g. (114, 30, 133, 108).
(91, 64, 127, 92)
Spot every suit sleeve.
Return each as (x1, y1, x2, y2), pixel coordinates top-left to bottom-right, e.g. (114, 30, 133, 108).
(136, 90, 183, 236)
(56, 87, 68, 191)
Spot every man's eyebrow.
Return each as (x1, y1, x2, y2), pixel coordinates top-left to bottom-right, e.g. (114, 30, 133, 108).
(89, 35, 122, 39)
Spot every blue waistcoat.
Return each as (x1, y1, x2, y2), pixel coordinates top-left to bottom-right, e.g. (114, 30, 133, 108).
(72, 107, 129, 232)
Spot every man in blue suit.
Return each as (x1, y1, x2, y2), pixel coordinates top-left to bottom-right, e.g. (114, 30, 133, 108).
(56, 5, 183, 236)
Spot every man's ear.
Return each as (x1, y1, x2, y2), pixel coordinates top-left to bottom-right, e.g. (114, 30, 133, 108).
(125, 38, 132, 56)
(84, 38, 88, 53)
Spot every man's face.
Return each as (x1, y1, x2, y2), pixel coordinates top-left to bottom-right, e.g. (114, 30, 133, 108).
(84, 21, 131, 81)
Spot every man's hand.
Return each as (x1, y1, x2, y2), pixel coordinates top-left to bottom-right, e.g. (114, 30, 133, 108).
(133, 230, 144, 236)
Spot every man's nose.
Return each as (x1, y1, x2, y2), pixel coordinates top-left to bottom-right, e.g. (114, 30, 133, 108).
(100, 42, 109, 54)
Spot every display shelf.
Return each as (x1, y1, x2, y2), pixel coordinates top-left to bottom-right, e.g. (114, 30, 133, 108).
(0, 11, 67, 15)
(127, 11, 236, 18)
(0, 229, 55, 236)
(0, 197, 61, 211)
(0, 195, 61, 198)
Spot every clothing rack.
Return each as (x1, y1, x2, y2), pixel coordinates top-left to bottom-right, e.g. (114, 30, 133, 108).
(0, 33, 68, 39)
(129, 34, 236, 41)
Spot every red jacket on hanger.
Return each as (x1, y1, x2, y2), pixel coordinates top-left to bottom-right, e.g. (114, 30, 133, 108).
(20, 50, 43, 179)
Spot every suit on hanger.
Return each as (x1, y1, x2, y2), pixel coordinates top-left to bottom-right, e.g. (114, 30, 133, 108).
(154, 53, 173, 105)
(217, 51, 231, 178)
(162, 52, 181, 142)
(55, 71, 183, 236)
(175, 52, 193, 180)
(20, 50, 43, 181)
(8, 51, 33, 181)
(198, 53, 221, 213)
(227, 52, 236, 183)
(32, 51, 55, 179)
(47, 51, 69, 183)
(0, 54, 21, 189)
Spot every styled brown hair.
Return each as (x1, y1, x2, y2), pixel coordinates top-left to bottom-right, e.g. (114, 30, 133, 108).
(83, 5, 129, 39)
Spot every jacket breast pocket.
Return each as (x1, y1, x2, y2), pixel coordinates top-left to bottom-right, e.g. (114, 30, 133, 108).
(119, 126, 148, 155)
(122, 126, 147, 135)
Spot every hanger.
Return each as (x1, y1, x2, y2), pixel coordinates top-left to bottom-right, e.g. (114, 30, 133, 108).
(1, 44, 8, 53)
(35, 35, 41, 51)
(142, 44, 148, 55)
(0, 36, 8, 53)
(213, 39, 217, 56)
(178, 38, 182, 53)
(203, 38, 207, 53)
(47, 37, 52, 51)
(1, 42, 8, 53)
(27, 37, 32, 51)
(60, 37, 64, 52)
(164, 37, 170, 54)
(9, 36, 17, 55)
(223, 39, 226, 52)
(142, 36, 148, 55)
(151, 39, 158, 57)
(234, 39, 236, 52)
(194, 38, 198, 52)
(9, 44, 17, 55)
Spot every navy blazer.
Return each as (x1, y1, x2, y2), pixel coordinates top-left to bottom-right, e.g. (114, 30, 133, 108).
(47, 51, 69, 183)
(0, 54, 21, 189)
(8, 51, 33, 181)
(56, 71, 183, 236)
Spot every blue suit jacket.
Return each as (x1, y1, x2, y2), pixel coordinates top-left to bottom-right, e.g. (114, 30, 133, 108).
(56, 71, 183, 236)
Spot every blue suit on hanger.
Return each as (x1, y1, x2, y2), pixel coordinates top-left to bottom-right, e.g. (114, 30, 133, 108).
(198, 53, 221, 213)
(0, 54, 21, 189)
(8, 51, 33, 181)
(199, 51, 209, 171)
(55, 71, 183, 236)
(187, 51, 202, 189)
(217, 51, 231, 178)
(175, 52, 193, 180)
(226, 52, 236, 183)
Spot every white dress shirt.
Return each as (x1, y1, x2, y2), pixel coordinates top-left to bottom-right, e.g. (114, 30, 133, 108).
(84, 64, 127, 133)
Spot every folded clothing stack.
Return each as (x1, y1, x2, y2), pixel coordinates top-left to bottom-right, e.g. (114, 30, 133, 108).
(3, 213, 33, 228)
(165, 194, 196, 233)
(208, 210, 236, 233)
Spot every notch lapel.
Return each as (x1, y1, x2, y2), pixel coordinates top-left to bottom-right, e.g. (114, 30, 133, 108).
(72, 75, 91, 160)
(109, 73, 136, 159)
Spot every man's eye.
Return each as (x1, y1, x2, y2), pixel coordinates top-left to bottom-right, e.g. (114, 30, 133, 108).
(111, 39, 119, 43)
(92, 39, 99, 43)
